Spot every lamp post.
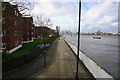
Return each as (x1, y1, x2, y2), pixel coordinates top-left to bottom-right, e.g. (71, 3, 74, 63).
(76, 0, 81, 80)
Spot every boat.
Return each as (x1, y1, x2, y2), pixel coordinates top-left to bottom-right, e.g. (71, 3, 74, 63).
(93, 36, 101, 39)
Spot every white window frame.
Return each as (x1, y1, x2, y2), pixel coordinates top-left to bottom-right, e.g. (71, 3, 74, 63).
(15, 11, 18, 16)
(2, 17, 5, 23)
(15, 22, 17, 26)
(15, 31, 17, 36)
(0, 43, 6, 49)
(0, 31, 3, 37)
(0, 31, 6, 37)
(0, 17, 5, 23)
(17, 12, 18, 16)
(0, 18, 2, 23)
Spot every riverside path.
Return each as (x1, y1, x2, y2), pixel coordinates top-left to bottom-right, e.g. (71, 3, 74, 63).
(29, 37, 95, 79)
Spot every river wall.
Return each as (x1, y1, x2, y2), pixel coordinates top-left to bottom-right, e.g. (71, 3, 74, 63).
(64, 37, 114, 79)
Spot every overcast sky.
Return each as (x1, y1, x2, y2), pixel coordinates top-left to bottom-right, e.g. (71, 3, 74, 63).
(81, 1, 118, 32)
(7, 0, 119, 32)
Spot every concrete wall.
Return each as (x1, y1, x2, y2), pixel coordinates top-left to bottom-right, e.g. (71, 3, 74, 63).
(8, 44, 22, 54)
(64, 37, 114, 79)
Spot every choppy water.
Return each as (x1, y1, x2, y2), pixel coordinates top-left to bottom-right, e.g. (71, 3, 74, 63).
(64, 34, 119, 78)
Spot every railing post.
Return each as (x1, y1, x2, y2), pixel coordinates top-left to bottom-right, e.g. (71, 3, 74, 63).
(44, 44, 46, 68)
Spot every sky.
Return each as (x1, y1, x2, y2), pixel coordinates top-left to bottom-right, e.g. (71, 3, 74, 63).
(6, 0, 119, 32)
(81, 1, 118, 32)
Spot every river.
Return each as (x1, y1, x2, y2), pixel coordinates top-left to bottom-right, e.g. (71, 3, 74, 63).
(64, 34, 119, 78)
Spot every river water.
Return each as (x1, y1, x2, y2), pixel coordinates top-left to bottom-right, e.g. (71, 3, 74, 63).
(64, 34, 119, 78)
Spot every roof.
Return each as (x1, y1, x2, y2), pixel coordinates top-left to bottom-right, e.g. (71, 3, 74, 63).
(2, 2, 10, 10)
(23, 17, 33, 22)
(35, 26, 48, 28)
(35, 26, 51, 31)
(2, 2, 19, 12)
(35, 26, 55, 31)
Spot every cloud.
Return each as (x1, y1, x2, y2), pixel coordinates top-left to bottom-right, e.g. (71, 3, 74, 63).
(31, 0, 78, 31)
(24, 0, 119, 3)
(31, 1, 118, 32)
(81, 2, 118, 32)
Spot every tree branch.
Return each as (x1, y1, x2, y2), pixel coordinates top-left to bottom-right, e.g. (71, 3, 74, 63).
(34, 14, 53, 27)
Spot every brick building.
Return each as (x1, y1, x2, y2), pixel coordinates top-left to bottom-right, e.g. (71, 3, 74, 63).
(35, 26, 55, 38)
(23, 17, 34, 43)
(0, 2, 23, 53)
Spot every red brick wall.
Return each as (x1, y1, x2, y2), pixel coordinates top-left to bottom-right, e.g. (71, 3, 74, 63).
(2, 2, 23, 51)
(32, 24, 35, 38)
(23, 17, 29, 41)
(35, 27, 53, 37)
(29, 17, 33, 41)
(23, 17, 33, 41)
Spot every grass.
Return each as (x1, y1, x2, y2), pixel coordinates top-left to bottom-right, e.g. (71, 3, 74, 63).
(3, 37, 55, 60)
(3, 38, 41, 59)
(2, 36, 57, 72)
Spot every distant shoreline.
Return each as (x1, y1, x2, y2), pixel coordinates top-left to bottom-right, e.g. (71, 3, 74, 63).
(80, 34, 119, 36)
(67, 34, 120, 36)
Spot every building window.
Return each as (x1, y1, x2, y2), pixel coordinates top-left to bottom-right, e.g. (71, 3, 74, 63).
(32, 27, 33, 30)
(15, 22, 16, 26)
(0, 43, 6, 49)
(15, 11, 18, 16)
(15, 11, 16, 15)
(15, 31, 17, 36)
(0, 17, 5, 23)
(32, 32, 33, 35)
(0, 31, 3, 36)
(15, 31, 19, 36)
(0, 31, 6, 37)
(2, 17, 5, 23)
(0, 18, 2, 23)
(15, 41, 19, 47)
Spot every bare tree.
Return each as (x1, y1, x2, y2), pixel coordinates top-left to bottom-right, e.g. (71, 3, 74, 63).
(34, 14, 53, 27)
(7, 0, 34, 16)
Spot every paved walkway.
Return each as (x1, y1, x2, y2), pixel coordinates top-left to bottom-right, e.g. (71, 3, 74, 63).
(29, 37, 95, 79)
